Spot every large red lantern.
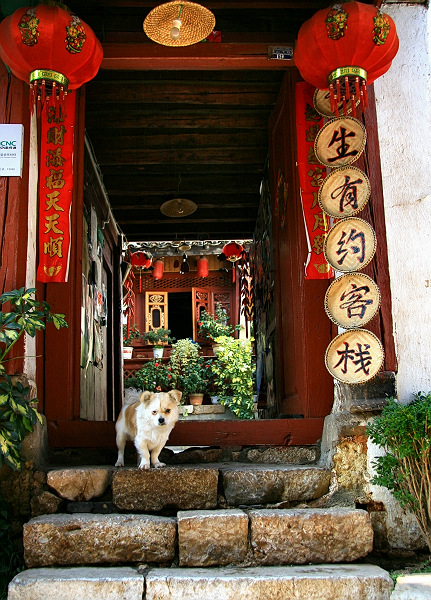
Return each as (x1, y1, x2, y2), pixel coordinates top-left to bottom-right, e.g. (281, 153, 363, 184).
(152, 259, 164, 280)
(222, 242, 243, 263)
(197, 256, 209, 278)
(130, 251, 152, 269)
(0, 2, 103, 114)
(294, 2, 399, 114)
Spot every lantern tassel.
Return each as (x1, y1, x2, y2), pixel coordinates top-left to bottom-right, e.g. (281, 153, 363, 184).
(345, 76, 350, 101)
(342, 96, 347, 116)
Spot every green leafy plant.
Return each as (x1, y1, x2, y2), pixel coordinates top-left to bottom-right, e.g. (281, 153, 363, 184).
(141, 328, 174, 347)
(179, 357, 211, 396)
(198, 304, 241, 341)
(0, 287, 68, 470)
(122, 323, 141, 345)
(211, 335, 254, 419)
(367, 392, 431, 552)
(134, 360, 173, 392)
(169, 338, 200, 388)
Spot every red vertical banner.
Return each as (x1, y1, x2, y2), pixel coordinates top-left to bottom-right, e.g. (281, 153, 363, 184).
(295, 81, 333, 280)
(37, 92, 75, 283)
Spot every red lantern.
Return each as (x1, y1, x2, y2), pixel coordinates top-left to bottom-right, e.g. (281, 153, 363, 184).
(152, 259, 164, 280)
(0, 2, 103, 115)
(294, 2, 399, 115)
(222, 242, 243, 262)
(197, 256, 209, 278)
(130, 251, 152, 269)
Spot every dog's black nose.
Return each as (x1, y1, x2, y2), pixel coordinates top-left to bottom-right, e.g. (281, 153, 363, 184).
(158, 416, 165, 425)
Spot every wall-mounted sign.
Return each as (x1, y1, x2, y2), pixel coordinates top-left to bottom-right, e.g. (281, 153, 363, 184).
(324, 217, 377, 273)
(268, 46, 294, 60)
(314, 116, 366, 168)
(319, 166, 370, 219)
(325, 329, 384, 384)
(0, 124, 24, 177)
(324, 272, 381, 329)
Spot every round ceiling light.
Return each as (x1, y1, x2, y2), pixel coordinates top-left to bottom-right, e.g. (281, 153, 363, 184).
(160, 198, 197, 218)
(143, 1, 215, 47)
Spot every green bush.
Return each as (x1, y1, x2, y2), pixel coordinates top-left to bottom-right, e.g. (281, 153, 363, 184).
(367, 392, 431, 552)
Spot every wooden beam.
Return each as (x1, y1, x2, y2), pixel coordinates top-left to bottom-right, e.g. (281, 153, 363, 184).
(101, 42, 295, 71)
(47, 418, 325, 448)
(95, 146, 267, 165)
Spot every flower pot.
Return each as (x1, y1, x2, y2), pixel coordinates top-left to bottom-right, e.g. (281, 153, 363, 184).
(212, 343, 222, 356)
(123, 347, 133, 360)
(153, 346, 164, 359)
(210, 396, 220, 404)
(189, 393, 204, 405)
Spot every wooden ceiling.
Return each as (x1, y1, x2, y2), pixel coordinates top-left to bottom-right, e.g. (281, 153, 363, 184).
(71, 1, 375, 242)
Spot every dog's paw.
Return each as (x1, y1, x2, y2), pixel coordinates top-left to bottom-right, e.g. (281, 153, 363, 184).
(153, 461, 166, 469)
(138, 462, 150, 470)
(115, 459, 124, 467)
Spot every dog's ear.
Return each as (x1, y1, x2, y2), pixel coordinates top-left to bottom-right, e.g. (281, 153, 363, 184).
(140, 391, 154, 405)
(168, 389, 182, 405)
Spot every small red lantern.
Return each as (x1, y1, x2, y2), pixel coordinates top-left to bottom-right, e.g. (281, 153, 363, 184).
(152, 259, 164, 280)
(130, 251, 152, 269)
(222, 242, 243, 262)
(197, 256, 209, 278)
(0, 2, 103, 114)
(294, 1, 399, 115)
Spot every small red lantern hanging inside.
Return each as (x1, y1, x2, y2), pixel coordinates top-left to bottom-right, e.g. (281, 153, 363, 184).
(197, 256, 209, 278)
(222, 242, 243, 282)
(152, 259, 164, 280)
(0, 1, 103, 116)
(294, 1, 399, 116)
(130, 251, 152, 269)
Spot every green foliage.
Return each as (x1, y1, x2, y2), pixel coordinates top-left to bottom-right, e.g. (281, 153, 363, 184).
(169, 338, 200, 388)
(0, 287, 68, 470)
(122, 323, 141, 345)
(179, 357, 211, 396)
(141, 328, 174, 346)
(134, 360, 173, 393)
(0, 494, 23, 600)
(211, 336, 254, 419)
(124, 376, 140, 389)
(367, 392, 431, 552)
(197, 304, 241, 341)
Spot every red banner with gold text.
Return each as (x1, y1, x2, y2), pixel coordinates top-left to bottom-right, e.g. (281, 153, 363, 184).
(295, 82, 333, 280)
(37, 93, 75, 283)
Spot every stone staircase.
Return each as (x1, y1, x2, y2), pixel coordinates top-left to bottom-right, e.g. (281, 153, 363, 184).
(8, 457, 394, 599)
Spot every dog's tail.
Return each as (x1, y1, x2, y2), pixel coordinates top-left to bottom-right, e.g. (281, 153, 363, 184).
(124, 387, 142, 405)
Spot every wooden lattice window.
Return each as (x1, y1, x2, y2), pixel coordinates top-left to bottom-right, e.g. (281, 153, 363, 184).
(145, 292, 168, 333)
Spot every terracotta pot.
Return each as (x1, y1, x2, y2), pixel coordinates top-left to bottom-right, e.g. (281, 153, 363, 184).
(189, 393, 204, 405)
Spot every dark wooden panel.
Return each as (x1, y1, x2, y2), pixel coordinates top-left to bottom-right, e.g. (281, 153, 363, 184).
(47, 418, 325, 448)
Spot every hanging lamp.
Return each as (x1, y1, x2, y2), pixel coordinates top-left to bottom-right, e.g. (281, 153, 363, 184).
(294, 1, 399, 116)
(143, 1, 215, 47)
(197, 256, 209, 278)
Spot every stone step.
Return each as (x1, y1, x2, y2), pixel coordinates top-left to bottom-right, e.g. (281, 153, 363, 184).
(8, 564, 394, 600)
(44, 463, 331, 512)
(23, 507, 373, 568)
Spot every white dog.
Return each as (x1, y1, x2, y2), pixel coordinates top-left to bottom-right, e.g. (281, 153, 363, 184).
(115, 389, 181, 469)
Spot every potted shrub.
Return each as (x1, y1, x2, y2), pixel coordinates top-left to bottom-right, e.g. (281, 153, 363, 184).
(142, 328, 174, 358)
(197, 304, 241, 354)
(211, 335, 254, 419)
(122, 323, 140, 359)
(180, 357, 211, 405)
(169, 338, 200, 389)
(134, 359, 173, 393)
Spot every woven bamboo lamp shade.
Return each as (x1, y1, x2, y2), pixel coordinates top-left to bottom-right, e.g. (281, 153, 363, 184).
(144, 1, 215, 47)
(160, 198, 197, 217)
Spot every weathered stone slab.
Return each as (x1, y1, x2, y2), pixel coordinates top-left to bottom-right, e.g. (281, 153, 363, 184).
(47, 467, 110, 501)
(8, 566, 145, 600)
(243, 446, 319, 464)
(178, 509, 249, 566)
(23, 513, 176, 567)
(221, 465, 331, 505)
(391, 573, 431, 599)
(250, 508, 373, 565)
(145, 564, 393, 600)
(30, 491, 63, 517)
(112, 466, 218, 511)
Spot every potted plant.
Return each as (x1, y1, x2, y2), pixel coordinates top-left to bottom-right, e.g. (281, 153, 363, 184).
(169, 338, 200, 388)
(211, 335, 255, 419)
(197, 304, 241, 353)
(180, 357, 211, 405)
(122, 323, 140, 360)
(142, 328, 174, 358)
(134, 359, 173, 393)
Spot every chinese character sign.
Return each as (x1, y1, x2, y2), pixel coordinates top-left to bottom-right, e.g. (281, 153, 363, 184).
(315, 116, 366, 168)
(325, 272, 381, 329)
(37, 93, 75, 283)
(295, 81, 334, 279)
(318, 166, 371, 219)
(324, 217, 377, 273)
(325, 329, 384, 384)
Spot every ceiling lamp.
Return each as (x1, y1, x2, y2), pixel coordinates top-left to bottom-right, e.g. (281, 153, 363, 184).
(160, 198, 197, 218)
(180, 254, 190, 274)
(0, 1, 102, 115)
(294, 1, 399, 115)
(143, 1, 215, 47)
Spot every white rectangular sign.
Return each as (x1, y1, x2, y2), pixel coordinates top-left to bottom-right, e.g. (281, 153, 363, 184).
(0, 124, 24, 177)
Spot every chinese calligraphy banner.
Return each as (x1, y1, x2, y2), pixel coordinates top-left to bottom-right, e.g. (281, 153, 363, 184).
(325, 329, 384, 385)
(295, 81, 333, 280)
(324, 272, 381, 329)
(315, 116, 367, 168)
(318, 166, 371, 219)
(37, 93, 75, 283)
(324, 216, 377, 273)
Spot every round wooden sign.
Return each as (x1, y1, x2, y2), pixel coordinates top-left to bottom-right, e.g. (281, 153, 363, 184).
(318, 166, 370, 218)
(325, 329, 384, 384)
(324, 217, 377, 273)
(324, 273, 381, 329)
(314, 117, 367, 168)
(313, 89, 360, 118)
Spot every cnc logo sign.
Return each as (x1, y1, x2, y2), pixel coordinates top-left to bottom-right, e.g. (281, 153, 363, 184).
(0, 140, 17, 149)
(0, 124, 24, 176)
